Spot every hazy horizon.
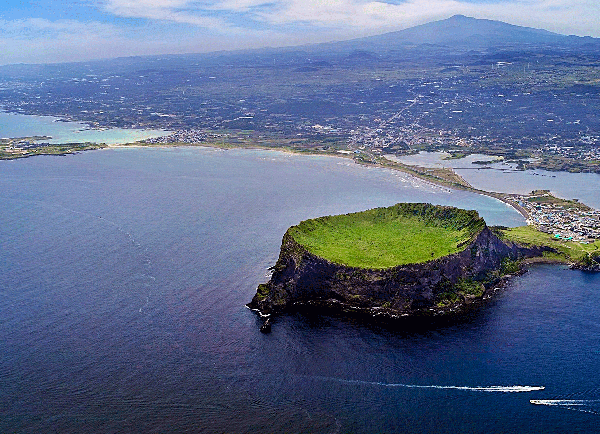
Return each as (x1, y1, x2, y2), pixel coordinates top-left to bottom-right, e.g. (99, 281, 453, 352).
(1, 0, 599, 66)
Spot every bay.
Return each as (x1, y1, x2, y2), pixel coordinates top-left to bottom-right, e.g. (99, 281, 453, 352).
(1, 147, 599, 433)
(0, 111, 169, 144)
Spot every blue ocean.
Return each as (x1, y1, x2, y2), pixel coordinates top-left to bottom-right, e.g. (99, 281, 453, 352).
(1, 147, 599, 433)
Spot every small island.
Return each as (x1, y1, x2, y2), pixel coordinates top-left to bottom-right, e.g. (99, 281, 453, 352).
(248, 203, 555, 328)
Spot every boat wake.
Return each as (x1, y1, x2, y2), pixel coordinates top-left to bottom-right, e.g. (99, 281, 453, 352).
(314, 377, 544, 393)
(530, 399, 600, 415)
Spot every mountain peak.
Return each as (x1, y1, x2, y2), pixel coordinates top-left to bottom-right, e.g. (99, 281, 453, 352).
(448, 14, 470, 20)
(344, 14, 568, 52)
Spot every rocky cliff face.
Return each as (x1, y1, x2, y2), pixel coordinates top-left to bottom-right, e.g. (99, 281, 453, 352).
(248, 225, 546, 320)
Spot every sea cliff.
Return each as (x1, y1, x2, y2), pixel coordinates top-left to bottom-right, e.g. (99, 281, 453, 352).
(248, 203, 547, 323)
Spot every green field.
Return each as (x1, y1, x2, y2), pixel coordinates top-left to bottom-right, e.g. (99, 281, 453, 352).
(288, 203, 484, 269)
(499, 225, 600, 263)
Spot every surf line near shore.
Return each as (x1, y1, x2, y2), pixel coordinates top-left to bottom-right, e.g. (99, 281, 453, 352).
(110, 140, 540, 220)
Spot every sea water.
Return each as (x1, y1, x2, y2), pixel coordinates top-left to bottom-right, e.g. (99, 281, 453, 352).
(0, 111, 169, 144)
(1, 147, 599, 433)
(389, 151, 600, 209)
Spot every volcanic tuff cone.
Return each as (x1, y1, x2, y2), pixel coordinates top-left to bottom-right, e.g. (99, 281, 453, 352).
(248, 203, 547, 320)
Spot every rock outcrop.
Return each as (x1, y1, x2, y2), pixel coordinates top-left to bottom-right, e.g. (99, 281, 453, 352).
(248, 204, 548, 322)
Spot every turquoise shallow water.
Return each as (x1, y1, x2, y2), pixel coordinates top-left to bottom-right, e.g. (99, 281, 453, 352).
(1, 147, 599, 433)
(0, 111, 169, 144)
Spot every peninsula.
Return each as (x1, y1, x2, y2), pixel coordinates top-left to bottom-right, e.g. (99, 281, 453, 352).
(248, 203, 551, 326)
(249, 202, 600, 328)
(0, 137, 106, 159)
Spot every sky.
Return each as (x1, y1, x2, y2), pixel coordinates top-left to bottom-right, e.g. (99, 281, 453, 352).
(0, 0, 599, 65)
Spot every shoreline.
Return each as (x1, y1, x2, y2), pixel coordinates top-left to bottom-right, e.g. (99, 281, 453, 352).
(247, 206, 554, 329)
(123, 141, 532, 217)
(196, 142, 534, 219)
(5, 139, 593, 224)
(109, 142, 537, 221)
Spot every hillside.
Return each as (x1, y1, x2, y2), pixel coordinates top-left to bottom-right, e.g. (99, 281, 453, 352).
(248, 203, 547, 325)
(335, 15, 578, 53)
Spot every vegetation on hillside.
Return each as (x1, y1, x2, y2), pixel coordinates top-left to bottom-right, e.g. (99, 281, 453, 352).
(498, 225, 600, 264)
(288, 203, 485, 269)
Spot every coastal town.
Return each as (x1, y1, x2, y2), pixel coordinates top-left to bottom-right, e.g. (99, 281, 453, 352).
(507, 190, 600, 243)
(143, 129, 207, 144)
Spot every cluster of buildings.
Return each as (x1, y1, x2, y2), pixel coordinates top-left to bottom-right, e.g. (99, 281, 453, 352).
(0, 137, 51, 156)
(514, 193, 600, 242)
(1, 136, 51, 149)
(348, 122, 467, 153)
(143, 129, 207, 144)
(540, 142, 600, 161)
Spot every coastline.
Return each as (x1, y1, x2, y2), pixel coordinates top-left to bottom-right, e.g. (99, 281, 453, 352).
(247, 206, 553, 328)
(12, 139, 600, 232)
(199, 142, 534, 219)
(107, 140, 533, 219)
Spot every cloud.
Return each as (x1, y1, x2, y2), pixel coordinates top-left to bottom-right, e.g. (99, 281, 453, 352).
(252, 0, 599, 36)
(0, 15, 281, 64)
(1, 0, 599, 64)
(99, 0, 600, 37)
(256, 0, 449, 29)
(0, 18, 117, 38)
(103, 0, 228, 28)
(0, 18, 135, 63)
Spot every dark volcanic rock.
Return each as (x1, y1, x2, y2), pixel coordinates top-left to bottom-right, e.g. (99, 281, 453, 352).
(248, 209, 548, 322)
(260, 318, 272, 333)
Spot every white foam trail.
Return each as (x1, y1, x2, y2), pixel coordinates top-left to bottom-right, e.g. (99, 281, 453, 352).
(317, 377, 544, 393)
(420, 385, 545, 393)
(530, 399, 600, 415)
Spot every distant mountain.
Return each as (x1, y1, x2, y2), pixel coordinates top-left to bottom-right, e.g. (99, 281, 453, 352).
(369, 15, 563, 46)
(1, 14, 598, 73)
(315, 15, 599, 55)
